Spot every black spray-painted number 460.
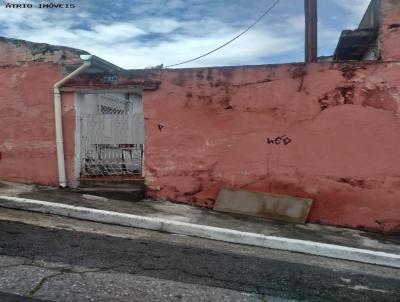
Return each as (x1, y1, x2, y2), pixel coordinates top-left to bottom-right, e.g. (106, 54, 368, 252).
(267, 135, 292, 145)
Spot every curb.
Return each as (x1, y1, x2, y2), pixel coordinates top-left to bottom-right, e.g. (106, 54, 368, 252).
(1, 195, 399, 268)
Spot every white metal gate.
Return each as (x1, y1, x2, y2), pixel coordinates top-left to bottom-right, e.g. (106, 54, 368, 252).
(80, 94, 144, 176)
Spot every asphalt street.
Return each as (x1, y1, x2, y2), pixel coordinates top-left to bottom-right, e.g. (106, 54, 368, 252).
(0, 210, 399, 301)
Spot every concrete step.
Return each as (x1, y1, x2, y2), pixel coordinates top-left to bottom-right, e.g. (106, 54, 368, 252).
(77, 187, 145, 202)
(79, 176, 145, 189)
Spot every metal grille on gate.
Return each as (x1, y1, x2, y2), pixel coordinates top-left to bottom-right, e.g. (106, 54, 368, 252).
(80, 94, 144, 176)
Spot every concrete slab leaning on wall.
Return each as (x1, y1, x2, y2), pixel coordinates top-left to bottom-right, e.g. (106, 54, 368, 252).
(214, 189, 313, 224)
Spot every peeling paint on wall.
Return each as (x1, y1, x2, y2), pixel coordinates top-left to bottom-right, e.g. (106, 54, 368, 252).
(0, 62, 75, 185)
(0, 0, 400, 232)
(142, 61, 400, 232)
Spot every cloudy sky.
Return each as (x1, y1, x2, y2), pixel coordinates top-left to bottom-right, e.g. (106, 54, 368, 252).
(0, 0, 370, 69)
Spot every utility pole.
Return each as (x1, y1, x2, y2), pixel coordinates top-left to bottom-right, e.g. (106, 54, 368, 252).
(305, 0, 318, 63)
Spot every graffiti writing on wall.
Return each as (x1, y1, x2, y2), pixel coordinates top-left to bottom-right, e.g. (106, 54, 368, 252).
(267, 135, 292, 145)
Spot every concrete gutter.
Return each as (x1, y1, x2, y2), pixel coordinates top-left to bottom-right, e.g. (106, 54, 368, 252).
(0, 195, 399, 269)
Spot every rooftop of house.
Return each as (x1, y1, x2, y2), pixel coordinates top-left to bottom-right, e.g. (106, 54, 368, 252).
(333, 0, 381, 61)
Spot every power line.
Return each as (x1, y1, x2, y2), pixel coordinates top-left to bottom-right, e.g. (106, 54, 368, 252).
(165, 0, 281, 68)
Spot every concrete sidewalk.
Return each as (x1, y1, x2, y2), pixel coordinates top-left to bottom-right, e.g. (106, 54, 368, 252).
(0, 181, 400, 268)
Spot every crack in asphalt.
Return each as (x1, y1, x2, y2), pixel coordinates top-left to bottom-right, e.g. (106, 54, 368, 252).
(26, 272, 63, 299)
(0, 255, 116, 299)
(0, 253, 368, 301)
(0, 253, 305, 302)
(126, 255, 282, 298)
(1, 221, 400, 302)
(25, 266, 115, 299)
(2, 253, 267, 300)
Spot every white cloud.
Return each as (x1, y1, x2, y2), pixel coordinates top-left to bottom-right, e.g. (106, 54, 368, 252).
(2, 0, 345, 68)
(285, 15, 305, 31)
(64, 25, 299, 68)
(136, 17, 182, 34)
(335, 0, 370, 23)
(86, 22, 146, 43)
(0, 2, 304, 69)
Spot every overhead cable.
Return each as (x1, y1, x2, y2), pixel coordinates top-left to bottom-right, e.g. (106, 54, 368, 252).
(164, 0, 281, 68)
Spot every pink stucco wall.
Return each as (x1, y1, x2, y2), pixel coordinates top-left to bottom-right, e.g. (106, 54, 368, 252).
(143, 61, 400, 233)
(0, 37, 86, 186)
(0, 62, 76, 186)
(0, 0, 399, 233)
(141, 0, 400, 233)
(0, 38, 91, 186)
